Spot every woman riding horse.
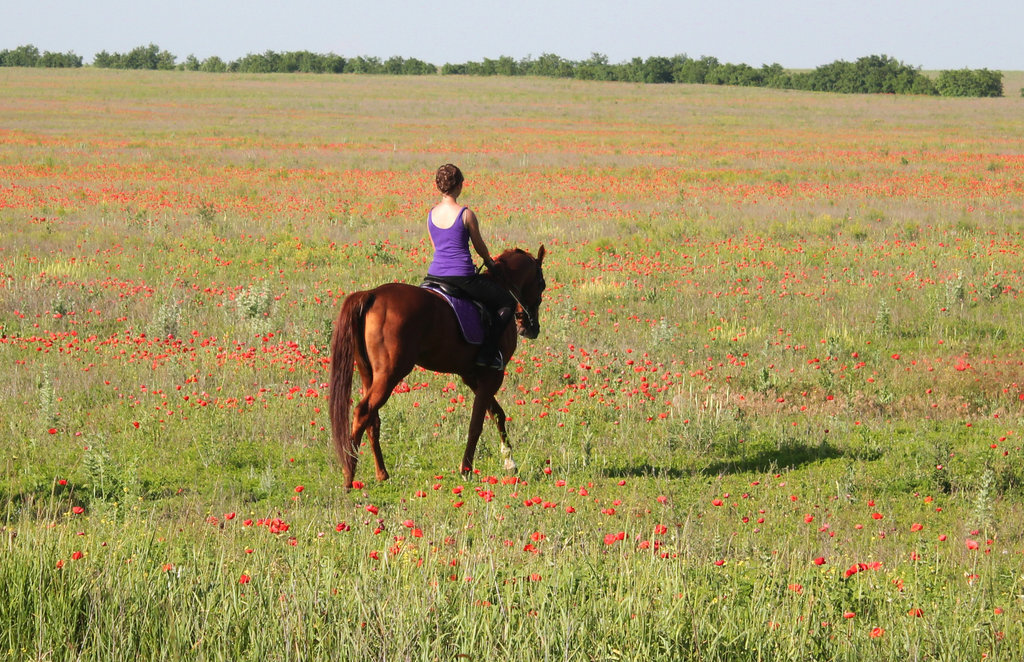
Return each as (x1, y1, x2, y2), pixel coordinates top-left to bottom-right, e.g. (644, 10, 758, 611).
(425, 164, 516, 370)
(328, 166, 546, 488)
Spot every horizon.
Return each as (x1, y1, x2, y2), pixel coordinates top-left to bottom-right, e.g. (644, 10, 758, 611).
(7, 0, 1023, 72)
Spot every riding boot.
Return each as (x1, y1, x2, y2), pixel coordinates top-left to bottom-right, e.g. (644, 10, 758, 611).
(475, 307, 513, 370)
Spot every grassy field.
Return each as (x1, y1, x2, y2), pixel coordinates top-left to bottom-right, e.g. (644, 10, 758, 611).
(2, 67, 1024, 660)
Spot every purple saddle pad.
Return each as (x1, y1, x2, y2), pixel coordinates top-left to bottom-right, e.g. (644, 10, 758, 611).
(421, 283, 485, 345)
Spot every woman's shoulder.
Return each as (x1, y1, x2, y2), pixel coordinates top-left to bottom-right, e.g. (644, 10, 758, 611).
(431, 203, 472, 230)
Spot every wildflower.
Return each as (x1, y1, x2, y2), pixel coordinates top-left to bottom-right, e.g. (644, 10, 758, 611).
(72, 506, 84, 515)
(966, 539, 979, 550)
(238, 574, 251, 584)
(871, 513, 883, 520)
(813, 556, 826, 566)
(294, 485, 304, 493)
(712, 499, 724, 507)
(870, 627, 885, 638)
(908, 608, 923, 617)
(910, 523, 923, 532)
(71, 551, 83, 561)
(843, 612, 855, 619)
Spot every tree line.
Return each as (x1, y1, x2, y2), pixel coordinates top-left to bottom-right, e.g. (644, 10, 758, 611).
(0, 43, 1006, 97)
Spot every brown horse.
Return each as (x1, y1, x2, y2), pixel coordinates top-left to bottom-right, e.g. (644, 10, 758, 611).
(329, 246, 546, 489)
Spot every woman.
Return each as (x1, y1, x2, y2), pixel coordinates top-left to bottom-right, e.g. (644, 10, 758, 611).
(425, 164, 515, 370)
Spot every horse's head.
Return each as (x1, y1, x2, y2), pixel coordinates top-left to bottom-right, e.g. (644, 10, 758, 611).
(493, 245, 546, 340)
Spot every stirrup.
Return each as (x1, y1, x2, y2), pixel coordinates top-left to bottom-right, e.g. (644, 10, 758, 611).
(475, 349, 504, 370)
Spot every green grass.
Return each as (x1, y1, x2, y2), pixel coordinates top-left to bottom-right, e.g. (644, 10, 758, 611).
(2, 68, 1024, 660)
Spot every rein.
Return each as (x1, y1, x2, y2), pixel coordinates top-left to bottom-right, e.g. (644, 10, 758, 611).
(481, 258, 545, 331)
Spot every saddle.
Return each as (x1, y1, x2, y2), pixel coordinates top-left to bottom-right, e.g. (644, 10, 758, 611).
(420, 277, 491, 345)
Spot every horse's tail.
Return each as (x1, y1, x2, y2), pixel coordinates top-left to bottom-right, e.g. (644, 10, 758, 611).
(329, 290, 373, 470)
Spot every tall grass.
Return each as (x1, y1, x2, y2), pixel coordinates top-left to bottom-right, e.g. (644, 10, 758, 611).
(2, 68, 1024, 659)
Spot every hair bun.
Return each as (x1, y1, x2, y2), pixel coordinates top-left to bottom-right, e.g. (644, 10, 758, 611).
(435, 164, 464, 195)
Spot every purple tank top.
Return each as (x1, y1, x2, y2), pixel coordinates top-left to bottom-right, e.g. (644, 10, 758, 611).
(427, 207, 476, 277)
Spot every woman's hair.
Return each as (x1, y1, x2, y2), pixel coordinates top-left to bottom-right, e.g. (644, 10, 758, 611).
(435, 164, 464, 195)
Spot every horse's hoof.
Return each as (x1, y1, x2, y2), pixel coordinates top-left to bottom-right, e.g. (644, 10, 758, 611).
(376, 471, 390, 482)
(503, 458, 518, 474)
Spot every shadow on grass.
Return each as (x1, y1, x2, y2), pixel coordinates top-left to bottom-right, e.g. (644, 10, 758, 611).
(604, 440, 847, 479)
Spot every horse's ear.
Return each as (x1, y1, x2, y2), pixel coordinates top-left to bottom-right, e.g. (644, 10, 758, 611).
(536, 244, 546, 264)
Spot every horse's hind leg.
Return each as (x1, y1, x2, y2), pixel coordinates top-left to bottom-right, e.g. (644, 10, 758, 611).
(350, 394, 389, 483)
(366, 409, 387, 482)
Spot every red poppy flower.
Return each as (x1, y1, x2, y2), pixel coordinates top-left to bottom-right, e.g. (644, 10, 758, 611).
(238, 574, 251, 584)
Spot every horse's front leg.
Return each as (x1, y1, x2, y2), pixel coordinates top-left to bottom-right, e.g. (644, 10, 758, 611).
(488, 398, 517, 474)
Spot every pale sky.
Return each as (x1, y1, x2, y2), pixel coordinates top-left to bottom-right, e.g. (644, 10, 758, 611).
(5, 0, 1022, 70)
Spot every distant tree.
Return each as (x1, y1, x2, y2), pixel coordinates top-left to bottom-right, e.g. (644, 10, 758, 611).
(1, 44, 41, 67)
(322, 54, 346, 73)
(493, 56, 518, 76)
(345, 56, 383, 74)
(93, 44, 177, 70)
(576, 53, 613, 81)
(200, 56, 227, 73)
(672, 55, 718, 84)
(37, 50, 82, 68)
(92, 50, 114, 68)
(785, 55, 936, 95)
(936, 68, 1003, 97)
(182, 54, 201, 71)
(527, 53, 575, 78)
(232, 51, 278, 73)
(641, 56, 673, 84)
(383, 56, 405, 75)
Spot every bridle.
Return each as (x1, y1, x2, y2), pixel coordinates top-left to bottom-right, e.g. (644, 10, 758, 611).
(484, 256, 545, 335)
(511, 264, 544, 333)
